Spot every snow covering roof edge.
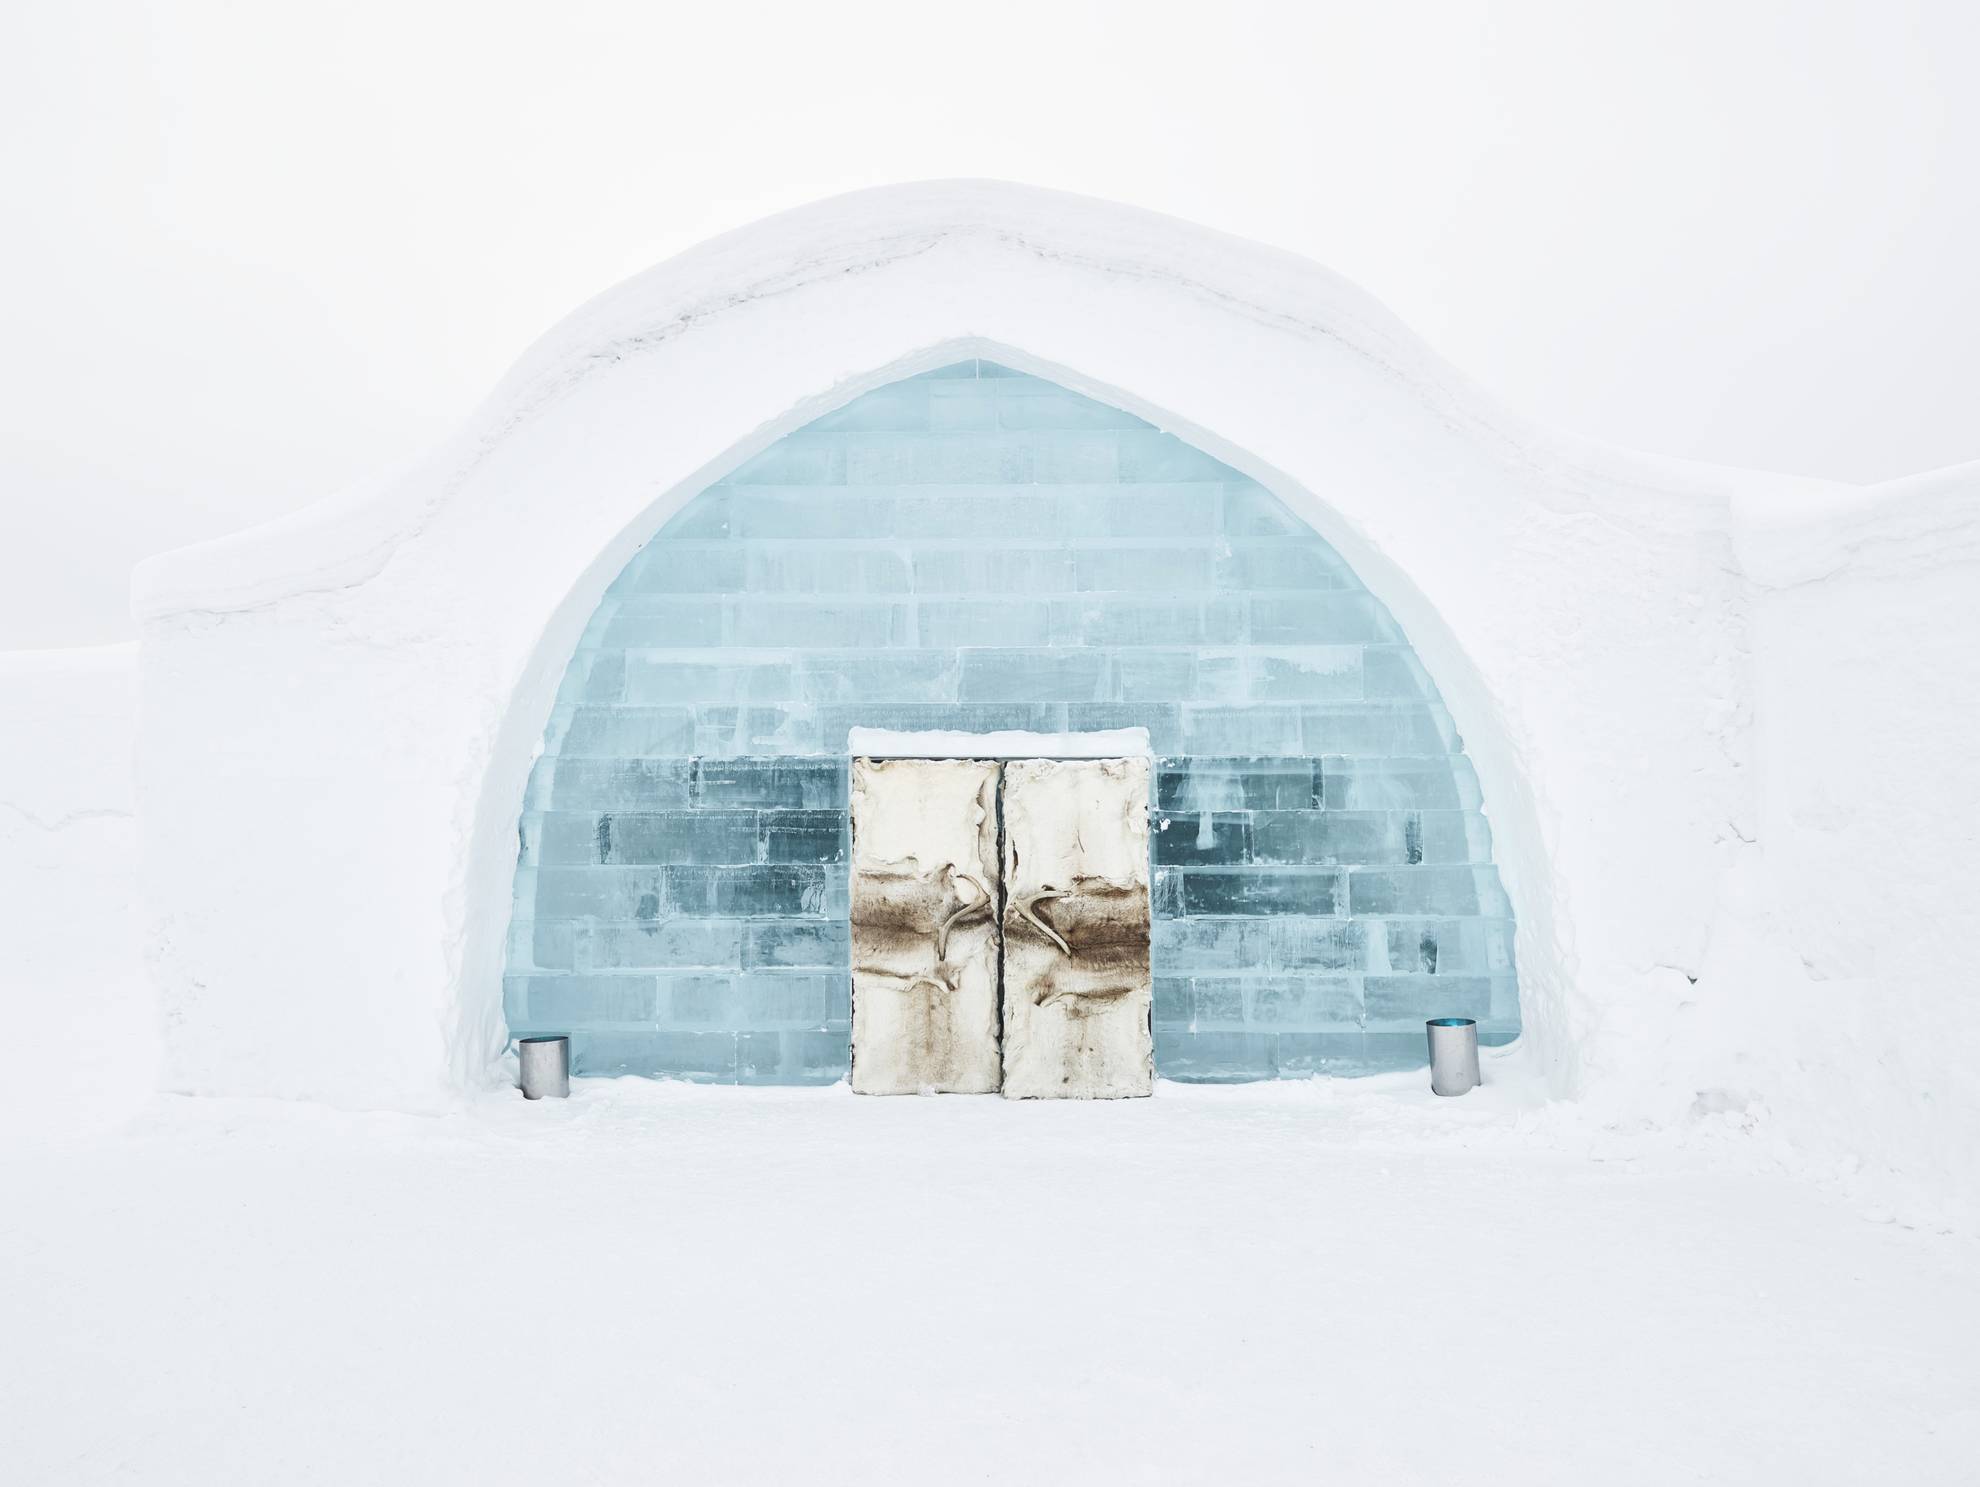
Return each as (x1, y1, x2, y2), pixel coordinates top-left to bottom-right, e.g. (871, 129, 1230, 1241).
(131, 177, 1942, 621)
(847, 727, 1153, 760)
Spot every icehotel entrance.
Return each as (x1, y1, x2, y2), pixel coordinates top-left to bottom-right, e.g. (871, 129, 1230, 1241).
(849, 752, 1153, 1099)
(502, 359, 1521, 1083)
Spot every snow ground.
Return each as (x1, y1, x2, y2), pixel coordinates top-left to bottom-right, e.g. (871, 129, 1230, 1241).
(4, 1076, 1974, 1486)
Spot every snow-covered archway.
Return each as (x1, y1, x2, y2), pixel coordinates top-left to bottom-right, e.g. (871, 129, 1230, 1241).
(136, 182, 1747, 1110)
(502, 356, 1522, 1082)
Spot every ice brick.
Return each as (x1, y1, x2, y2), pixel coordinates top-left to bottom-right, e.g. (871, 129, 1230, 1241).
(1180, 868, 1344, 917)
(737, 1029, 851, 1086)
(1363, 974, 1498, 1027)
(693, 758, 846, 809)
(743, 920, 851, 969)
(509, 973, 659, 1026)
(1156, 758, 1324, 812)
(1348, 868, 1513, 918)
(1153, 1028, 1277, 1082)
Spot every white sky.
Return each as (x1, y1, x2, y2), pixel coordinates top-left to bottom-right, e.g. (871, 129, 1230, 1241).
(3, 0, 1976, 647)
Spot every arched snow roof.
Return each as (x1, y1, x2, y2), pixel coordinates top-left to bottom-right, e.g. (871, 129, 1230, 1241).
(135, 181, 1807, 1108)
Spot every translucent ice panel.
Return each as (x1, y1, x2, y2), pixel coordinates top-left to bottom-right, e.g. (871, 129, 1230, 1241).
(504, 360, 1518, 1082)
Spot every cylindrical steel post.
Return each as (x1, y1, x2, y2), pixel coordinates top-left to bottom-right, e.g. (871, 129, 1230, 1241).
(518, 1035, 571, 1100)
(1426, 1018, 1480, 1097)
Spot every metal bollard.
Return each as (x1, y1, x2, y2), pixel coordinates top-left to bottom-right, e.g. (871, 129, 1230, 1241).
(518, 1035, 571, 1100)
(1426, 1018, 1480, 1097)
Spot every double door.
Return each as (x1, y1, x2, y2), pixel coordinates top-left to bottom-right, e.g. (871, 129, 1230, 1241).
(848, 756, 1153, 1099)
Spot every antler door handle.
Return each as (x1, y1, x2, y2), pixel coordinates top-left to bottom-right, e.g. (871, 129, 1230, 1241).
(1012, 886, 1071, 956)
(934, 871, 994, 960)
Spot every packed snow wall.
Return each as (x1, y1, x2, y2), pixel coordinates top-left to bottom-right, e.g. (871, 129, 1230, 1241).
(1700, 463, 1980, 1229)
(0, 645, 156, 1133)
(504, 361, 1518, 1082)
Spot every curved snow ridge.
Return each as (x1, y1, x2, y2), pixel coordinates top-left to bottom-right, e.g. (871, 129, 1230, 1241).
(130, 455, 434, 624)
(127, 179, 1738, 623)
(1733, 457, 1980, 588)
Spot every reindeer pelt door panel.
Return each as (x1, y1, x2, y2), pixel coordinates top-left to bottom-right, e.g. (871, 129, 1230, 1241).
(849, 758, 1004, 1094)
(999, 757, 1154, 1099)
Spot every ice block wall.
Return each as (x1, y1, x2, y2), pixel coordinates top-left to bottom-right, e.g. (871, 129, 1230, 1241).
(504, 361, 1518, 1082)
